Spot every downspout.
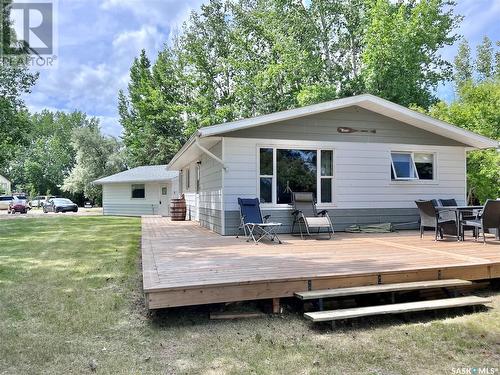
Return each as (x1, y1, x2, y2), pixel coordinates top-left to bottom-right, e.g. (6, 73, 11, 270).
(194, 136, 227, 171)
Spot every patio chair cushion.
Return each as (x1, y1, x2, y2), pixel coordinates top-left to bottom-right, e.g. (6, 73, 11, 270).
(439, 198, 458, 207)
(305, 217, 331, 227)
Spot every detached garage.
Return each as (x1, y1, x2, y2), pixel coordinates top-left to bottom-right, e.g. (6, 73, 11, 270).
(93, 165, 179, 217)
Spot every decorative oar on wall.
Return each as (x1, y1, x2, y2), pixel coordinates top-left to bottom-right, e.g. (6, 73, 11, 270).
(337, 127, 377, 134)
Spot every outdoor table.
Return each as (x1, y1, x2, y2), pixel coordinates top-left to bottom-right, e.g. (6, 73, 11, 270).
(436, 205, 483, 241)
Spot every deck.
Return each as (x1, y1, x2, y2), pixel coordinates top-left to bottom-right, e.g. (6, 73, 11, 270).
(141, 217, 500, 309)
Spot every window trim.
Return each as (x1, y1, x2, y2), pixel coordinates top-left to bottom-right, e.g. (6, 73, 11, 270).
(390, 151, 437, 182)
(131, 183, 146, 199)
(257, 146, 335, 206)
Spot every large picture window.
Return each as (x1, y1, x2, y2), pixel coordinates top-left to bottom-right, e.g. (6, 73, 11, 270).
(390, 152, 434, 180)
(131, 184, 145, 199)
(259, 147, 333, 205)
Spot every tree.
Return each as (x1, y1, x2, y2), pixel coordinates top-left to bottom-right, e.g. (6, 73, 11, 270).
(454, 39, 473, 86)
(428, 37, 500, 203)
(495, 41, 500, 78)
(119, 49, 185, 167)
(476, 36, 494, 81)
(0, 0, 38, 172)
(362, 0, 460, 108)
(120, 0, 460, 159)
(62, 119, 126, 204)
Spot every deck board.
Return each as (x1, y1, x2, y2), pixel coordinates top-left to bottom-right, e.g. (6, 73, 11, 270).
(141, 217, 500, 308)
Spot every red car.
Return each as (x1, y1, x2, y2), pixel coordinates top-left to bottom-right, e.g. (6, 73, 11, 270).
(8, 197, 29, 214)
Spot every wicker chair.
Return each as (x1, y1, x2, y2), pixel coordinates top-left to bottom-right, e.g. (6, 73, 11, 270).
(462, 199, 500, 243)
(415, 200, 457, 240)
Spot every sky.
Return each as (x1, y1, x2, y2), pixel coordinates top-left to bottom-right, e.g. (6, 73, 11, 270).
(17, 0, 500, 138)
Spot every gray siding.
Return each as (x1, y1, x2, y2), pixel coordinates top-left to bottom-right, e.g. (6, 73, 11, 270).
(224, 208, 419, 235)
(223, 106, 465, 146)
(180, 141, 224, 234)
(199, 207, 223, 234)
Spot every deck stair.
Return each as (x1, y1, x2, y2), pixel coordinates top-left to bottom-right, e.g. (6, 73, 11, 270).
(296, 279, 492, 325)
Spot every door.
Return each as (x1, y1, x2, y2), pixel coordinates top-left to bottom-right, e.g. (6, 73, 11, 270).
(159, 184, 170, 216)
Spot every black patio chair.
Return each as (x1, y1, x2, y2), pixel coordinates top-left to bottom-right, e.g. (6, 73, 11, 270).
(461, 199, 500, 244)
(415, 200, 457, 240)
(237, 198, 282, 244)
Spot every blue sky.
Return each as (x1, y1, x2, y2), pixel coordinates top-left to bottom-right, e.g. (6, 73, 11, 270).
(22, 0, 500, 138)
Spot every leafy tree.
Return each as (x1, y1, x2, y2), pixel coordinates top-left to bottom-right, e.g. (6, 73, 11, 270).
(62, 120, 126, 204)
(120, 0, 460, 159)
(476, 36, 494, 81)
(428, 38, 500, 203)
(495, 41, 500, 78)
(119, 49, 185, 167)
(0, 0, 38, 171)
(362, 0, 460, 108)
(454, 39, 473, 86)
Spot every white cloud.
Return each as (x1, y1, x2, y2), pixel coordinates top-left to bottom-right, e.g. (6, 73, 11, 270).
(24, 0, 208, 137)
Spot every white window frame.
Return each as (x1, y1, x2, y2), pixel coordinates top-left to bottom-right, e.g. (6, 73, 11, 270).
(131, 184, 146, 199)
(390, 151, 436, 181)
(319, 150, 334, 204)
(257, 146, 335, 206)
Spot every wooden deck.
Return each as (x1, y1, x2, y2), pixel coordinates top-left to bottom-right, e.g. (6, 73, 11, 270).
(141, 217, 500, 309)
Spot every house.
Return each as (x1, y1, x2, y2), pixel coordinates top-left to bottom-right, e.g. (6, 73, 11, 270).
(167, 94, 498, 235)
(0, 174, 11, 194)
(93, 165, 178, 216)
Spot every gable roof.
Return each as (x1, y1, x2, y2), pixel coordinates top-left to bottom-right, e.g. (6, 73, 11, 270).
(199, 94, 498, 148)
(168, 94, 498, 169)
(93, 165, 178, 185)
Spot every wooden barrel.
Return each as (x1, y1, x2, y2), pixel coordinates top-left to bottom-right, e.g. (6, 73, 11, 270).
(170, 195, 186, 221)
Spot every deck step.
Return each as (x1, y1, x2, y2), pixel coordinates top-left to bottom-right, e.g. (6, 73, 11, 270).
(304, 296, 491, 322)
(295, 279, 473, 300)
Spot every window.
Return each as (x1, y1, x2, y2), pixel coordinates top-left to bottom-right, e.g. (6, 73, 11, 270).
(390, 152, 434, 180)
(131, 184, 145, 198)
(186, 167, 191, 189)
(196, 162, 201, 193)
(277, 149, 317, 204)
(320, 150, 333, 203)
(259, 148, 273, 203)
(259, 147, 333, 204)
(161, 187, 168, 195)
(414, 153, 434, 180)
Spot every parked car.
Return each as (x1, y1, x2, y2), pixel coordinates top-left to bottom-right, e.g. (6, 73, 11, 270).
(8, 196, 29, 214)
(0, 195, 14, 210)
(31, 195, 47, 208)
(31, 195, 56, 208)
(43, 198, 78, 213)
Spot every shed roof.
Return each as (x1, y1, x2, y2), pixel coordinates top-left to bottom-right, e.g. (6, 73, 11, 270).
(93, 165, 178, 185)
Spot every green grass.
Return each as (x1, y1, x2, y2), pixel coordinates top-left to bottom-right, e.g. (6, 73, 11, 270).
(1, 217, 499, 374)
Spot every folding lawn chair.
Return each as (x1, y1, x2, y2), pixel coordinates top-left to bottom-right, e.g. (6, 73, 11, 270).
(237, 198, 282, 244)
(291, 192, 334, 239)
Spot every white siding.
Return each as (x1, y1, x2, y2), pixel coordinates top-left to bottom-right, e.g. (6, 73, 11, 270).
(178, 141, 224, 233)
(222, 137, 466, 211)
(102, 182, 164, 216)
(0, 175, 11, 194)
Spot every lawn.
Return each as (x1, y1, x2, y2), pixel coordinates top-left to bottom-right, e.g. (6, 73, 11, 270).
(0, 217, 499, 374)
